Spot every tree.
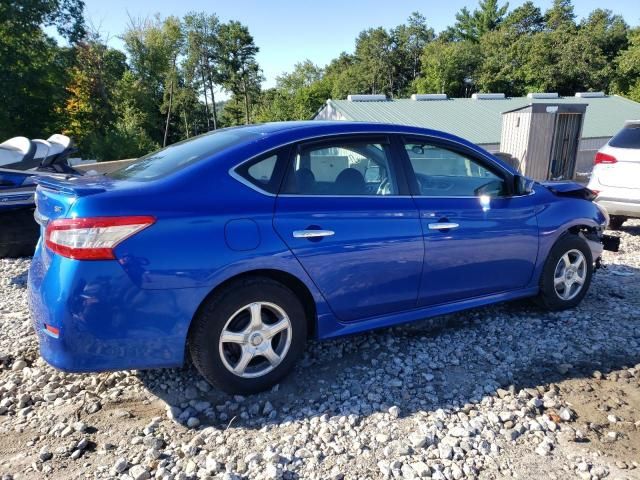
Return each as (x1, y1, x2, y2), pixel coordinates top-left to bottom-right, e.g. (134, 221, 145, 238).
(544, 0, 576, 31)
(218, 21, 262, 124)
(393, 12, 435, 86)
(62, 35, 127, 147)
(415, 40, 480, 96)
(254, 61, 332, 122)
(614, 28, 640, 101)
(0, 0, 85, 43)
(447, 0, 509, 42)
(354, 27, 397, 95)
(183, 12, 222, 130)
(323, 52, 369, 99)
(0, 0, 85, 138)
(501, 2, 544, 35)
(121, 15, 184, 145)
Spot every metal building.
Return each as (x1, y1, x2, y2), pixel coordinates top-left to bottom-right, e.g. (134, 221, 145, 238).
(313, 93, 640, 178)
(499, 103, 587, 180)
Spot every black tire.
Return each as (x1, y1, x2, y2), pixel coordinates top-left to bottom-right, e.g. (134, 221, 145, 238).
(0, 208, 40, 258)
(189, 277, 307, 395)
(535, 234, 593, 311)
(608, 215, 626, 231)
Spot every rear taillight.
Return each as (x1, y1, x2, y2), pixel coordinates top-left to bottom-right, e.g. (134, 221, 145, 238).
(45, 216, 155, 260)
(594, 152, 617, 165)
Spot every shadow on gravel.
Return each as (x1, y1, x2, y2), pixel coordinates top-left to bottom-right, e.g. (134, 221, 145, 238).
(137, 262, 640, 432)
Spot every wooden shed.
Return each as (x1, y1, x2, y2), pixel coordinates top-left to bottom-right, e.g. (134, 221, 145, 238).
(499, 103, 587, 180)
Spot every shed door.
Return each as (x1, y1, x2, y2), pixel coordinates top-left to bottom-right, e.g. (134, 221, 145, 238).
(549, 113, 582, 179)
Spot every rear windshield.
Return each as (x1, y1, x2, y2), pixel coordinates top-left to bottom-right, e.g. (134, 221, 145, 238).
(108, 128, 261, 181)
(609, 124, 640, 149)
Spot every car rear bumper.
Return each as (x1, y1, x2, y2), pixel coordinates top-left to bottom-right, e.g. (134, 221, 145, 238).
(28, 244, 209, 372)
(596, 198, 640, 218)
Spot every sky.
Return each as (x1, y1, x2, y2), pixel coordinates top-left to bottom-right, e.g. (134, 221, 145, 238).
(76, 0, 640, 89)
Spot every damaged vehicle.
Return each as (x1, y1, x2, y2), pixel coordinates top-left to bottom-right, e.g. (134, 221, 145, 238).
(0, 135, 80, 257)
(28, 122, 618, 394)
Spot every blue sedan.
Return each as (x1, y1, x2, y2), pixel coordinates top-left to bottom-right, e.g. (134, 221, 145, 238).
(28, 121, 614, 394)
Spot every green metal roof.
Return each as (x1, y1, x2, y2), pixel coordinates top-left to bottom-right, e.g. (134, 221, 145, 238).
(321, 95, 640, 145)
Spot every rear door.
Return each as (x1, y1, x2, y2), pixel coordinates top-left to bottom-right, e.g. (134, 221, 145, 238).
(273, 135, 424, 322)
(400, 136, 539, 306)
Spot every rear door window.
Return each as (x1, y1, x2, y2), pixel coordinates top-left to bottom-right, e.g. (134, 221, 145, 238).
(282, 138, 398, 196)
(609, 124, 640, 149)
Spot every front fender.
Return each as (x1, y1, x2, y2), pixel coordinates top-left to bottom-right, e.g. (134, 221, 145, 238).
(529, 191, 606, 288)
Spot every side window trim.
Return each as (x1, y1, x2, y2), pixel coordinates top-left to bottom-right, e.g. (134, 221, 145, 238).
(399, 135, 514, 198)
(279, 134, 409, 197)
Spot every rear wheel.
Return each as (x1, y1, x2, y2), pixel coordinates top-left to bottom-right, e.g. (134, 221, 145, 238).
(536, 234, 593, 310)
(189, 277, 307, 394)
(608, 215, 626, 230)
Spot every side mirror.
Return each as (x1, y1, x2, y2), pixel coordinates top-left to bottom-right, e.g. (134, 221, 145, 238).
(514, 175, 534, 195)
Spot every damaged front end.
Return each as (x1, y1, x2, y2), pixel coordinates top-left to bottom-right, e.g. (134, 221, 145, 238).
(541, 181, 621, 261)
(539, 180, 597, 201)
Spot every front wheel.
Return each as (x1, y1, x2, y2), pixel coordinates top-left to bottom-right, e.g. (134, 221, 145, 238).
(189, 278, 307, 394)
(536, 234, 593, 310)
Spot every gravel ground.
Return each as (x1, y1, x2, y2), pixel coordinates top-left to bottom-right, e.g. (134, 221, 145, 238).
(1, 222, 639, 480)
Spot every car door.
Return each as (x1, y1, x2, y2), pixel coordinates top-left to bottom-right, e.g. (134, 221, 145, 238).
(400, 136, 539, 307)
(273, 135, 424, 322)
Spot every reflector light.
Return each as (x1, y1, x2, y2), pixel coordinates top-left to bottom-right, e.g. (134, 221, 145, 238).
(45, 216, 155, 260)
(44, 324, 60, 337)
(594, 152, 617, 165)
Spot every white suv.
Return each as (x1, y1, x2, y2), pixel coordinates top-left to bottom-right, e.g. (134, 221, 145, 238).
(588, 120, 640, 230)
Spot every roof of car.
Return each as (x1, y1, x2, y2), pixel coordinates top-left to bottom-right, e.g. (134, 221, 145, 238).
(235, 120, 459, 137)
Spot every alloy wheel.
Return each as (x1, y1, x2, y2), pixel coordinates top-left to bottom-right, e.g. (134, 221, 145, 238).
(218, 302, 292, 378)
(553, 249, 587, 301)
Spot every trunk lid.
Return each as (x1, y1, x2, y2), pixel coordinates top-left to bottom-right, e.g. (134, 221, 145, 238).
(34, 175, 115, 224)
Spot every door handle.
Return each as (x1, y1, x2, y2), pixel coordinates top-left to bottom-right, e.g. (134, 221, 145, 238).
(293, 229, 335, 239)
(428, 222, 459, 230)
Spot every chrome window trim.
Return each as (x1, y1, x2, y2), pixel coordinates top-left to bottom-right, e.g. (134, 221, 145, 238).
(411, 189, 536, 200)
(228, 130, 517, 198)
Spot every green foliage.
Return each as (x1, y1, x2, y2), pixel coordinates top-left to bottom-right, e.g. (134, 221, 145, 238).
(614, 28, 640, 102)
(217, 21, 262, 124)
(2, 0, 640, 161)
(446, 0, 509, 42)
(415, 41, 480, 96)
(0, 0, 82, 139)
(254, 62, 332, 122)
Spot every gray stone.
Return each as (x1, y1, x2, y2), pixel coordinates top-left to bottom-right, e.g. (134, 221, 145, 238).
(128, 464, 150, 480)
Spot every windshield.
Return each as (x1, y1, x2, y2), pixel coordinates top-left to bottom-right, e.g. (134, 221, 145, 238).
(108, 128, 261, 181)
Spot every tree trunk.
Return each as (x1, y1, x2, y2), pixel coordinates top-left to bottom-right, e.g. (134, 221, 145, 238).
(183, 110, 190, 138)
(242, 77, 250, 124)
(207, 73, 218, 130)
(200, 63, 211, 131)
(163, 58, 176, 147)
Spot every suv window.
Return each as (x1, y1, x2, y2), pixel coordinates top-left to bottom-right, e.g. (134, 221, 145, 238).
(404, 141, 505, 197)
(609, 124, 640, 149)
(283, 140, 397, 196)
